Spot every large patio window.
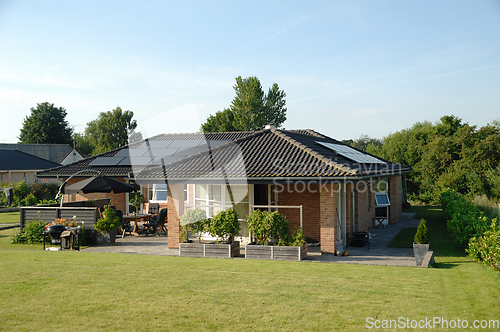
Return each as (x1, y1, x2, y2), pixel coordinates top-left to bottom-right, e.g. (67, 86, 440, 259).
(193, 184, 250, 219)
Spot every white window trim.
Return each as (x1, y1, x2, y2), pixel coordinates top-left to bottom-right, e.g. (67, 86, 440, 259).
(188, 184, 253, 220)
(149, 183, 169, 203)
(375, 193, 390, 207)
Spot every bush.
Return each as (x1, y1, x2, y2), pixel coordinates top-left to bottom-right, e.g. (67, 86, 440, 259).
(207, 209, 240, 243)
(180, 208, 207, 243)
(11, 219, 48, 244)
(440, 190, 490, 247)
(414, 219, 430, 244)
(247, 210, 303, 246)
(94, 206, 121, 233)
(467, 220, 500, 271)
(22, 193, 38, 206)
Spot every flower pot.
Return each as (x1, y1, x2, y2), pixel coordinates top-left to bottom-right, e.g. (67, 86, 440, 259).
(102, 229, 117, 246)
(180, 241, 240, 258)
(245, 244, 307, 261)
(413, 243, 429, 266)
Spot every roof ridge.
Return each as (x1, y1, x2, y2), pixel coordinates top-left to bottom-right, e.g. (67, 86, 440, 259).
(285, 129, 327, 138)
(271, 128, 358, 175)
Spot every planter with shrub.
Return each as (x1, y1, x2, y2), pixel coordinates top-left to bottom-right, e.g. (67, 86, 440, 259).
(94, 206, 121, 246)
(180, 208, 241, 258)
(413, 218, 430, 266)
(245, 210, 307, 261)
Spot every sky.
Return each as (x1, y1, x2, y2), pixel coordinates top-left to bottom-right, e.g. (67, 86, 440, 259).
(0, 0, 499, 144)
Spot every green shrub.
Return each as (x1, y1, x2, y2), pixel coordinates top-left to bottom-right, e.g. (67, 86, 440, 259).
(440, 190, 490, 247)
(467, 219, 500, 271)
(11, 219, 48, 244)
(94, 206, 121, 233)
(22, 193, 38, 206)
(207, 209, 240, 243)
(180, 208, 207, 243)
(414, 219, 430, 244)
(247, 210, 292, 245)
(290, 227, 306, 247)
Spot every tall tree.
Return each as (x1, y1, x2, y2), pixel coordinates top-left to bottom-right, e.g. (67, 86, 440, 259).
(18, 102, 73, 144)
(84, 107, 141, 154)
(201, 76, 287, 132)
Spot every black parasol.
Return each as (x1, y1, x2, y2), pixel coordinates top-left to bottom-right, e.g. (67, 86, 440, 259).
(63, 175, 138, 194)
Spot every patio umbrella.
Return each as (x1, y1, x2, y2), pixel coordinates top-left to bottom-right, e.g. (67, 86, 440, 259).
(63, 175, 138, 195)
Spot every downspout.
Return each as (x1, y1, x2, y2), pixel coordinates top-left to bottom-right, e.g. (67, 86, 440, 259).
(342, 183, 346, 246)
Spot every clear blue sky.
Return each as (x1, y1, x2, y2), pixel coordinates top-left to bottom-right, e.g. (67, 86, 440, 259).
(1, 0, 499, 144)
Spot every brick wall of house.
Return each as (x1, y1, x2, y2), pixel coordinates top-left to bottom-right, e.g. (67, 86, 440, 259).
(67, 178, 128, 212)
(319, 182, 338, 254)
(167, 183, 183, 248)
(389, 176, 402, 224)
(277, 183, 320, 242)
(354, 182, 376, 231)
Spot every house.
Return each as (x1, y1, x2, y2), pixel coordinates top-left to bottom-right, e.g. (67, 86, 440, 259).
(0, 143, 84, 165)
(0, 149, 62, 184)
(37, 127, 412, 254)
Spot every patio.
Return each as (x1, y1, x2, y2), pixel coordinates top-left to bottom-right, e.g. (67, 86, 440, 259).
(82, 213, 426, 267)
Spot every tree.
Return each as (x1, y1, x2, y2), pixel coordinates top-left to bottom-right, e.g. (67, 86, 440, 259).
(201, 76, 287, 132)
(18, 102, 73, 144)
(84, 107, 142, 155)
(200, 108, 236, 132)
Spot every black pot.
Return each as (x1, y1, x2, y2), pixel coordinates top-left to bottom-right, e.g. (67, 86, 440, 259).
(46, 224, 66, 244)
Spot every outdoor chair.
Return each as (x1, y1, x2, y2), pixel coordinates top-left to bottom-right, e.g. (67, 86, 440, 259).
(143, 203, 159, 222)
(114, 209, 131, 238)
(143, 208, 167, 236)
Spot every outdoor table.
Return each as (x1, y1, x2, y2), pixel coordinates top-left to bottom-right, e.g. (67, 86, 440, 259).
(124, 214, 153, 235)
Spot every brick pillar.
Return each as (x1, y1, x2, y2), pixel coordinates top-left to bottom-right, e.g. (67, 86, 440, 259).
(167, 183, 184, 249)
(389, 176, 402, 224)
(320, 182, 337, 254)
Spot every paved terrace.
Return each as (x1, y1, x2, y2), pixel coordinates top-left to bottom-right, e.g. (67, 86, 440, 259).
(81, 213, 427, 267)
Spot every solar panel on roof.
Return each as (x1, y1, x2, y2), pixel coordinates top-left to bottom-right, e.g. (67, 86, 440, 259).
(144, 148, 179, 158)
(135, 140, 173, 149)
(316, 141, 386, 164)
(169, 140, 203, 148)
(89, 156, 125, 166)
(174, 147, 207, 156)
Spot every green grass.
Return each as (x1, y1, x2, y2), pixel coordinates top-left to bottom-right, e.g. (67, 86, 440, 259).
(0, 211, 20, 224)
(1, 206, 499, 331)
(387, 228, 417, 248)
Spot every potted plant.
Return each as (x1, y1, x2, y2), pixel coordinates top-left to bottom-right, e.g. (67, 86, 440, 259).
(413, 218, 430, 266)
(180, 208, 241, 258)
(94, 205, 121, 246)
(180, 208, 208, 243)
(129, 192, 145, 215)
(246, 210, 307, 261)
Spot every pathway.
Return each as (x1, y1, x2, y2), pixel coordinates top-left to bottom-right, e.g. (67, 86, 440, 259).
(80, 213, 427, 267)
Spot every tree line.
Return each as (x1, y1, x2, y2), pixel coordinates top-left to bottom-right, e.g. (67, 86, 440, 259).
(18, 102, 142, 156)
(19, 76, 287, 156)
(347, 115, 500, 203)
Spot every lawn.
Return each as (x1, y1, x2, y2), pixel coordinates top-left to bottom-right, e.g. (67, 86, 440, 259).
(1, 207, 499, 331)
(0, 211, 20, 224)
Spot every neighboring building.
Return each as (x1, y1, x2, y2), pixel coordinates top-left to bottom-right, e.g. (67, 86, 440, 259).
(0, 149, 61, 184)
(0, 144, 84, 165)
(37, 127, 412, 254)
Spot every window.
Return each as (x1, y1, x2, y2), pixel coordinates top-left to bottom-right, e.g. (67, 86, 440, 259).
(151, 183, 168, 202)
(375, 193, 390, 207)
(374, 179, 390, 207)
(192, 184, 250, 219)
